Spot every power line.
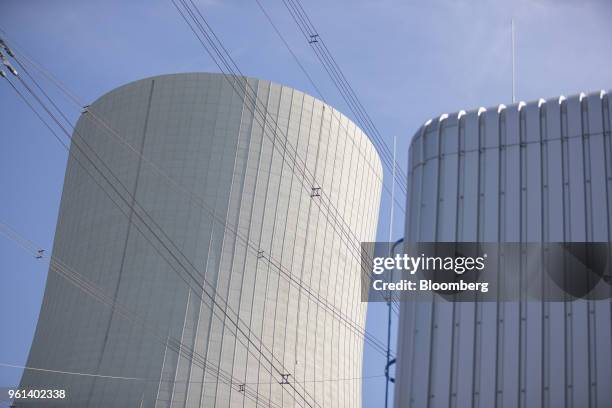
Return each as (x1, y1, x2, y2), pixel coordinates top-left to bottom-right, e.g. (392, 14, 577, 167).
(279, 0, 409, 195)
(7, 49, 402, 408)
(0, 360, 386, 386)
(170, 0, 402, 315)
(6, 25, 403, 323)
(4, 53, 387, 406)
(5, 43, 394, 355)
(1, 31, 399, 404)
(3, 74, 321, 408)
(0, 222, 387, 406)
(0, 212, 287, 407)
(0, 363, 143, 381)
(8, 14, 406, 346)
(0, 100, 285, 408)
(0, 226, 317, 408)
(0, 159, 288, 408)
(252, 0, 406, 215)
(173, 0, 403, 315)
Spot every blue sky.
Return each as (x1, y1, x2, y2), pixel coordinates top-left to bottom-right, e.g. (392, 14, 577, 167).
(1, 0, 611, 406)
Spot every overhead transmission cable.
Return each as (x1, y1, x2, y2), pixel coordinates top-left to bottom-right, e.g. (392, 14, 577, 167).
(169, 0, 402, 315)
(2, 30, 399, 406)
(5, 41, 395, 354)
(174, 0, 375, 257)
(172, 0, 403, 314)
(252, 0, 406, 215)
(279, 0, 409, 195)
(0, 224, 286, 408)
(2, 72, 322, 408)
(0, 233, 386, 388)
(2, 28, 402, 402)
(10, 2, 407, 319)
(2, 37, 394, 404)
(1, 222, 384, 403)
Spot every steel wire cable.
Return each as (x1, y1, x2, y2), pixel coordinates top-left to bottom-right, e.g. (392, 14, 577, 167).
(2, 31, 402, 404)
(0, 224, 286, 408)
(176, 0, 376, 256)
(7, 18, 403, 320)
(177, 0, 403, 289)
(4, 89, 280, 408)
(9, 68, 392, 405)
(2, 24, 398, 326)
(252, 0, 406, 215)
(0, 250, 385, 385)
(3, 19, 404, 319)
(170, 0, 402, 315)
(4, 76, 322, 408)
(3, 63, 402, 408)
(279, 0, 409, 192)
(285, 0, 403, 171)
(6, 48, 394, 355)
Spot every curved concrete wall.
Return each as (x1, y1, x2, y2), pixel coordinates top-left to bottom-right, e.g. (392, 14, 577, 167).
(19, 73, 383, 407)
(396, 91, 612, 408)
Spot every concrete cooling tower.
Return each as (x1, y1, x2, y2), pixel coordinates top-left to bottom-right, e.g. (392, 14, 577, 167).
(18, 73, 383, 407)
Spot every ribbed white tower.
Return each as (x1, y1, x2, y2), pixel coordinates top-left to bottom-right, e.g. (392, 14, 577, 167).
(396, 91, 612, 408)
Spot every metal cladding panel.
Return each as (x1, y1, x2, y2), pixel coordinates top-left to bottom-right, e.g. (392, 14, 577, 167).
(18, 73, 383, 407)
(396, 90, 612, 408)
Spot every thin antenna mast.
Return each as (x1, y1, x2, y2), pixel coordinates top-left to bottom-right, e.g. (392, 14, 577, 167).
(512, 18, 516, 103)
